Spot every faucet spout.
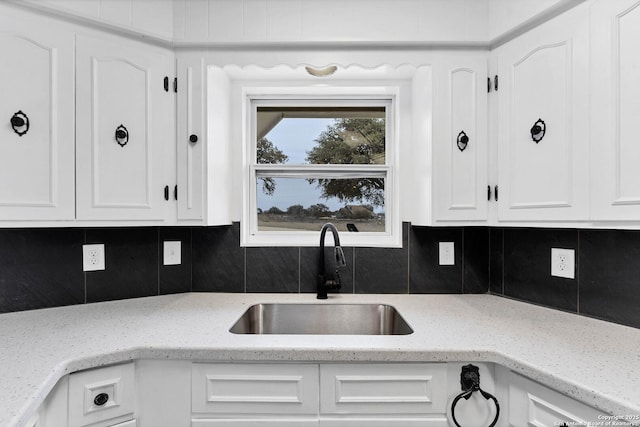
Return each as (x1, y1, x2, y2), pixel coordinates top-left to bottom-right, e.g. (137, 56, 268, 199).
(318, 223, 345, 299)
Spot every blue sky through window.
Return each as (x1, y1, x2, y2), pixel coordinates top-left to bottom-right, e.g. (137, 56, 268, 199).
(258, 118, 344, 211)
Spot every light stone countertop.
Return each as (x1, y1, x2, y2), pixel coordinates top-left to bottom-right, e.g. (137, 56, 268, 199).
(1, 293, 639, 427)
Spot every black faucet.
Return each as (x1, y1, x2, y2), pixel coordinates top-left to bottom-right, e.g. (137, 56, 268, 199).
(317, 223, 347, 299)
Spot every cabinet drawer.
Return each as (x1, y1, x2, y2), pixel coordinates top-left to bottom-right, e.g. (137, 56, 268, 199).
(320, 364, 447, 415)
(319, 418, 448, 426)
(192, 363, 319, 415)
(68, 363, 135, 427)
(192, 420, 318, 426)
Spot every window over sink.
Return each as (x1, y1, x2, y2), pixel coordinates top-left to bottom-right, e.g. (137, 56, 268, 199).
(243, 87, 401, 247)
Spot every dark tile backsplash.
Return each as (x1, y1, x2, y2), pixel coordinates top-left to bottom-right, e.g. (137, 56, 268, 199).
(490, 227, 640, 329)
(502, 228, 578, 312)
(0, 228, 84, 313)
(2, 223, 640, 330)
(85, 228, 159, 303)
(192, 223, 244, 293)
(410, 226, 463, 294)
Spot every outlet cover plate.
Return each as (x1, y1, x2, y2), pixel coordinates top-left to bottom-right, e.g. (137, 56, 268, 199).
(163, 241, 181, 266)
(439, 242, 455, 266)
(82, 244, 105, 272)
(551, 248, 575, 279)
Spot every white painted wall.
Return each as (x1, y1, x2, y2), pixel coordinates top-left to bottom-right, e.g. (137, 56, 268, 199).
(488, 0, 567, 39)
(24, 0, 174, 39)
(173, 0, 490, 43)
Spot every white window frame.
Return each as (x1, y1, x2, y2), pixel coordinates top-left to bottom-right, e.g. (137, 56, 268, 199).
(241, 86, 401, 247)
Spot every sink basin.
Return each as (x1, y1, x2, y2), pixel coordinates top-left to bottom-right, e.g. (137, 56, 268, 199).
(230, 303, 413, 335)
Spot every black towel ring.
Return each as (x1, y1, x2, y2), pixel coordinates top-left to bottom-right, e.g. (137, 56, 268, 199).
(451, 364, 500, 427)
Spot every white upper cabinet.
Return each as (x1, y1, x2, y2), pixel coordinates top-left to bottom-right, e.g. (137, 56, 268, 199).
(0, 12, 75, 221)
(590, 0, 640, 221)
(493, 3, 590, 222)
(75, 35, 172, 221)
(176, 56, 205, 221)
(433, 55, 489, 222)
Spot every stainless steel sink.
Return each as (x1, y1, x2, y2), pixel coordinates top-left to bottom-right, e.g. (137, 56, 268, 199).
(230, 303, 413, 335)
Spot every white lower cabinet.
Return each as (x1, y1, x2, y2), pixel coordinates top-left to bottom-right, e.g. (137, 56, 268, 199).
(320, 363, 447, 425)
(68, 362, 136, 427)
(319, 420, 446, 426)
(110, 421, 137, 427)
(191, 363, 319, 416)
(192, 420, 318, 426)
(32, 360, 629, 427)
(508, 371, 613, 426)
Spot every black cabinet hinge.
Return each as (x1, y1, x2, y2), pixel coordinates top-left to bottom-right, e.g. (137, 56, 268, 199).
(173, 77, 177, 93)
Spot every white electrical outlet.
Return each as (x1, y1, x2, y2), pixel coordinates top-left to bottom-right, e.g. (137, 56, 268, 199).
(439, 242, 455, 266)
(551, 248, 575, 279)
(163, 241, 181, 266)
(82, 244, 105, 272)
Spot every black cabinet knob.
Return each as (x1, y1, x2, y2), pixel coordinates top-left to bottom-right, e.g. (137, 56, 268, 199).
(93, 393, 109, 406)
(189, 134, 198, 143)
(530, 119, 546, 143)
(10, 116, 25, 127)
(457, 130, 469, 151)
(115, 124, 129, 147)
(10, 111, 29, 136)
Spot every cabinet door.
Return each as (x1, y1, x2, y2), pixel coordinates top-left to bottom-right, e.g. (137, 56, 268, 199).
(176, 56, 205, 221)
(192, 420, 318, 426)
(319, 363, 447, 416)
(433, 55, 488, 222)
(192, 363, 319, 416)
(319, 419, 447, 426)
(68, 362, 136, 427)
(495, 4, 589, 221)
(590, 0, 640, 220)
(76, 34, 170, 221)
(0, 16, 74, 221)
(508, 372, 612, 426)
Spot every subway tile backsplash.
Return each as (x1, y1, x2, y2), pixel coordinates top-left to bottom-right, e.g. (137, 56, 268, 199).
(1, 223, 640, 330)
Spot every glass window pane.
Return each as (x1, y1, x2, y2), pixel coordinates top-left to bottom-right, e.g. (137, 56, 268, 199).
(256, 176, 385, 232)
(256, 107, 385, 166)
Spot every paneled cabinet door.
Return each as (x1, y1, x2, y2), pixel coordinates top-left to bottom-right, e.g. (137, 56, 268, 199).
(495, 4, 589, 222)
(590, 0, 640, 220)
(0, 19, 74, 220)
(76, 35, 170, 221)
(433, 55, 488, 222)
(176, 57, 205, 221)
(508, 372, 610, 426)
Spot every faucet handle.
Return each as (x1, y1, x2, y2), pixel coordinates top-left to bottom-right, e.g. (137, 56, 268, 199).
(335, 246, 347, 268)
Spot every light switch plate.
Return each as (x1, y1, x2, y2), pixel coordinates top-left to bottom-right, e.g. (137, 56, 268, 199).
(551, 248, 575, 279)
(163, 241, 181, 266)
(82, 244, 105, 272)
(439, 242, 455, 265)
